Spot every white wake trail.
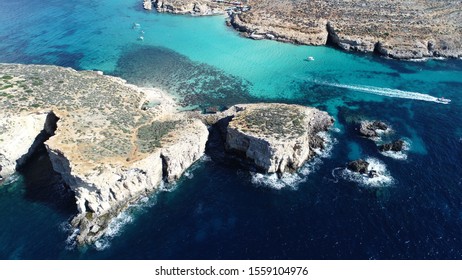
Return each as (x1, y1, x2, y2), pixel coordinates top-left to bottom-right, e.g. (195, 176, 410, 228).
(321, 82, 446, 103)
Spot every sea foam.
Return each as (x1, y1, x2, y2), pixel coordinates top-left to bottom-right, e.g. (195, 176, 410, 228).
(88, 195, 158, 251)
(379, 138, 411, 161)
(251, 131, 337, 190)
(94, 211, 134, 251)
(339, 157, 394, 187)
(62, 223, 79, 251)
(63, 155, 206, 250)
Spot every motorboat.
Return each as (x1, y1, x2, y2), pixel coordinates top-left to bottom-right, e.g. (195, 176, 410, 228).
(307, 56, 315, 61)
(436, 97, 451, 104)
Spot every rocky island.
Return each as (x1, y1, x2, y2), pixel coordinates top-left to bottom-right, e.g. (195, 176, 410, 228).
(144, 0, 462, 59)
(224, 103, 333, 174)
(0, 63, 333, 245)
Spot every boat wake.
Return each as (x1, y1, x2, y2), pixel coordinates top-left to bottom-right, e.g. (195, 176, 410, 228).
(320, 82, 449, 104)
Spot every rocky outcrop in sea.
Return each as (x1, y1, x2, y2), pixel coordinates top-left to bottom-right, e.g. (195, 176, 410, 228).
(223, 103, 334, 174)
(347, 159, 369, 174)
(346, 159, 380, 178)
(359, 120, 389, 138)
(379, 139, 405, 152)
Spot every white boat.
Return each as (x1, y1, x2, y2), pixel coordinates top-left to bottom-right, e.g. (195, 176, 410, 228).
(307, 56, 315, 61)
(436, 97, 451, 104)
(133, 23, 141, 29)
(138, 36, 144, 41)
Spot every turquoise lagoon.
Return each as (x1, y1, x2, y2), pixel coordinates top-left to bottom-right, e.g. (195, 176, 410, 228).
(0, 0, 462, 259)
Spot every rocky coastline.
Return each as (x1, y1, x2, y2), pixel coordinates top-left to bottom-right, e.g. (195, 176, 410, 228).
(144, 0, 462, 59)
(0, 63, 333, 245)
(148, 0, 228, 16)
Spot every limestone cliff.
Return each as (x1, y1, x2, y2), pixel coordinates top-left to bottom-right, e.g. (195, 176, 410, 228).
(230, 12, 328, 45)
(223, 103, 333, 174)
(147, 0, 226, 15)
(160, 119, 209, 182)
(143, 0, 153, 10)
(0, 64, 209, 244)
(0, 113, 49, 178)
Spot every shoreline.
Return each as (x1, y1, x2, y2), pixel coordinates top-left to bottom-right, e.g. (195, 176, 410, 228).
(143, 0, 462, 60)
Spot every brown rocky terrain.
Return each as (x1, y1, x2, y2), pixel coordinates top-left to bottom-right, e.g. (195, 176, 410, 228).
(225, 103, 333, 174)
(145, 0, 462, 59)
(0, 64, 208, 244)
(1, 63, 333, 245)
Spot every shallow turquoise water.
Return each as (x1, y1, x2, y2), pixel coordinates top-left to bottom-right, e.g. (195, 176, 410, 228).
(0, 0, 462, 259)
(2, 0, 459, 103)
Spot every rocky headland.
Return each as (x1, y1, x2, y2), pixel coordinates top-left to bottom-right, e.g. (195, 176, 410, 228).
(0, 63, 210, 244)
(0, 63, 333, 245)
(144, 0, 462, 59)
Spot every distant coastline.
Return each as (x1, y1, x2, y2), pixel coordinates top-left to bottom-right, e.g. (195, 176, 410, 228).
(144, 0, 462, 60)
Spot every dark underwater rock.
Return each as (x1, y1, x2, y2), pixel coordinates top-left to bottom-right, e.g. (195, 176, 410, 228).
(379, 139, 405, 152)
(347, 159, 369, 174)
(359, 120, 388, 137)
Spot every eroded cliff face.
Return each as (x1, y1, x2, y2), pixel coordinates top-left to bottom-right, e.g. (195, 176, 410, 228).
(160, 119, 209, 182)
(0, 64, 209, 244)
(230, 12, 329, 45)
(223, 104, 334, 174)
(0, 113, 49, 178)
(143, 0, 153, 10)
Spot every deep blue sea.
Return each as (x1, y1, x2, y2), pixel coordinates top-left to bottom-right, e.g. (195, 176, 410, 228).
(0, 0, 461, 259)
